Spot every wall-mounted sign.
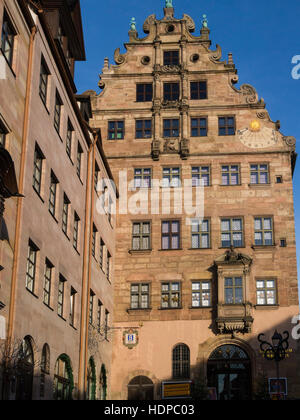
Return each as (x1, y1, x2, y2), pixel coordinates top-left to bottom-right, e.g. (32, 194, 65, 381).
(123, 329, 139, 350)
(162, 381, 192, 399)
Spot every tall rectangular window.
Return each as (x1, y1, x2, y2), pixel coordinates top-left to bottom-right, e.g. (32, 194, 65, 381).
(164, 50, 179, 66)
(49, 171, 58, 217)
(100, 239, 105, 270)
(192, 166, 210, 187)
(89, 290, 95, 325)
(161, 282, 181, 309)
(250, 164, 269, 185)
(43, 259, 53, 307)
(192, 281, 211, 307)
(1, 11, 16, 66)
(162, 220, 180, 250)
(256, 279, 277, 306)
(108, 121, 124, 140)
(134, 168, 152, 188)
(136, 84, 153, 102)
(97, 300, 103, 333)
(135, 120, 152, 139)
(58, 275, 66, 317)
(33, 145, 44, 195)
(221, 218, 244, 248)
(26, 241, 38, 293)
(225, 277, 243, 305)
(191, 219, 210, 249)
(76, 142, 83, 179)
(131, 284, 150, 309)
(70, 287, 77, 327)
(105, 310, 110, 340)
(163, 83, 180, 101)
(0, 121, 7, 147)
(132, 222, 151, 251)
(54, 91, 63, 134)
(94, 163, 100, 191)
(254, 217, 273, 246)
(163, 119, 179, 138)
(73, 212, 80, 250)
(62, 194, 70, 235)
(221, 165, 240, 186)
(219, 116, 235, 136)
(39, 57, 50, 105)
(92, 224, 97, 258)
(106, 251, 111, 282)
(190, 81, 207, 100)
(162, 167, 180, 188)
(66, 120, 73, 158)
(191, 117, 208, 137)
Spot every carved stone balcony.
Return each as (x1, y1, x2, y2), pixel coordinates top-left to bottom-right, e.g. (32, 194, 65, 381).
(216, 302, 254, 335)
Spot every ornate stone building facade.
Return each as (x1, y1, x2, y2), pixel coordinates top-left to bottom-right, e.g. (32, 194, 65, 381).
(0, 0, 116, 400)
(90, 3, 300, 399)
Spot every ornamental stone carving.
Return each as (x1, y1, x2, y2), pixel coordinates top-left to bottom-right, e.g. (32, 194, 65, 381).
(283, 136, 296, 149)
(151, 140, 160, 161)
(114, 48, 126, 65)
(143, 14, 156, 34)
(209, 44, 222, 63)
(240, 84, 259, 104)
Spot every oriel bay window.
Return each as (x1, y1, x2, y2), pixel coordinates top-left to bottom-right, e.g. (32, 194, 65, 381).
(163, 83, 180, 101)
(221, 218, 244, 248)
(108, 121, 125, 140)
(130, 284, 150, 309)
(136, 120, 152, 139)
(136, 84, 153, 102)
(163, 119, 180, 138)
(1, 11, 16, 67)
(191, 117, 208, 137)
(161, 282, 181, 309)
(191, 219, 210, 249)
(225, 277, 243, 305)
(256, 279, 277, 306)
(132, 222, 151, 251)
(250, 164, 269, 185)
(254, 217, 273, 246)
(192, 281, 211, 307)
(162, 220, 180, 250)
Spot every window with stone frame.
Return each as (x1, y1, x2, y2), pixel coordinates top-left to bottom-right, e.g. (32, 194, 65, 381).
(26, 240, 39, 293)
(218, 116, 236, 136)
(161, 282, 181, 309)
(43, 259, 53, 307)
(162, 220, 181, 250)
(250, 164, 269, 185)
(162, 167, 181, 188)
(108, 121, 125, 140)
(73, 212, 80, 251)
(1, 10, 16, 67)
(54, 91, 63, 134)
(99, 239, 105, 270)
(192, 281, 211, 307)
(256, 279, 277, 306)
(49, 171, 58, 218)
(172, 344, 190, 380)
(97, 300, 103, 333)
(70, 287, 77, 327)
(192, 166, 210, 187)
(39, 56, 50, 105)
(105, 310, 110, 340)
(191, 219, 210, 249)
(134, 168, 152, 188)
(224, 277, 243, 305)
(89, 290, 95, 325)
(132, 221, 151, 251)
(254, 217, 274, 246)
(163, 83, 180, 101)
(221, 218, 244, 248)
(106, 251, 111, 282)
(33, 144, 44, 195)
(136, 84, 153, 102)
(66, 119, 74, 159)
(135, 119, 152, 139)
(163, 119, 180, 138)
(130, 284, 150, 309)
(92, 224, 97, 258)
(57, 275, 66, 318)
(62, 194, 70, 236)
(190, 81, 207, 100)
(163, 50, 179, 66)
(191, 117, 208, 137)
(76, 142, 83, 179)
(221, 165, 240, 186)
(94, 162, 100, 191)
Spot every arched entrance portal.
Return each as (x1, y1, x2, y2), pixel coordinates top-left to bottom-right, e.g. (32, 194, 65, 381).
(207, 345, 252, 400)
(128, 376, 154, 400)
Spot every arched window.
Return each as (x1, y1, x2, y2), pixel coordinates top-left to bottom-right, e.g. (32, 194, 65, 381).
(40, 344, 50, 398)
(16, 336, 34, 400)
(99, 364, 107, 400)
(172, 344, 190, 379)
(87, 357, 96, 400)
(128, 376, 154, 400)
(53, 354, 73, 400)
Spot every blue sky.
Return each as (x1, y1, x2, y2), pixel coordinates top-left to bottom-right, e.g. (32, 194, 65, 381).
(75, 0, 300, 285)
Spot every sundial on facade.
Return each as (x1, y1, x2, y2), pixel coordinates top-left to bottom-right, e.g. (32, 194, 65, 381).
(238, 120, 279, 149)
